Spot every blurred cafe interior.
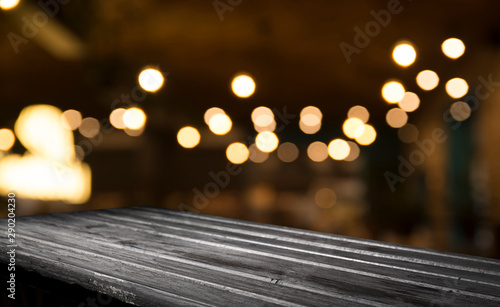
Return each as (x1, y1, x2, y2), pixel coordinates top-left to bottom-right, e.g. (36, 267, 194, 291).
(1, 0, 500, 259)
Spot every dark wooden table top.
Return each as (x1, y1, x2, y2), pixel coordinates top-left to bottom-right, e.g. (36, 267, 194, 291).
(1, 206, 500, 306)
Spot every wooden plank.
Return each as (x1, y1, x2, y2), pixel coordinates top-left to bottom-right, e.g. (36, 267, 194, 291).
(1, 206, 499, 306)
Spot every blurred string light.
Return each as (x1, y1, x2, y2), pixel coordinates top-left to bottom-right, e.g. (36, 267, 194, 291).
(78, 117, 100, 138)
(327, 139, 350, 160)
(60, 109, 82, 130)
(347, 105, 369, 123)
(0, 129, 15, 151)
(299, 106, 322, 134)
(398, 123, 419, 143)
(355, 124, 376, 145)
(123, 107, 147, 130)
(277, 142, 299, 163)
(226, 142, 249, 164)
(252, 106, 276, 132)
(307, 141, 328, 162)
(392, 42, 416, 67)
(441, 38, 465, 59)
(450, 101, 471, 121)
(110, 108, 127, 129)
(0, 105, 91, 204)
(177, 126, 200, 148)
(255, 131, 279, 153)
(315, 188, 337, 208)
(382, 80, 405, 104)
(343, 118, 364, 139)
(231, 74, 256, 98)
(138, 68, 164, 92)
(204, 107, 225, 125)
(398, 92, 420, 112)
(208, 113, 232, 135)
(445, 78, 468, 98)
(345, 141, 360, 162)
(386, 108, 408, 128)
(124, 126, 145, 137)
(248, 144, 269, 163)
(416, 70, 439, 91)
(0, 0, 20, 10)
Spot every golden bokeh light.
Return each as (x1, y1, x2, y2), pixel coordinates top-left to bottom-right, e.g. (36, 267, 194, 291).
(124, 126, 145, 137)
(328, 139, 350, 160)
(249, 144, 269, 163)
(307, 141, 328, 162)
(277, 142, 299, 163)
(382, 80, 405, 104)
(299, 120, 321, 134)
(347, 105, 369, 123)
(450, 101, 471, 122)
(251, 106, 273, 122)
(392, 43, 416, 67)
(110, 108, 127, 129)
(60, 109, 82, 130)
(398, 123, 419, 143)
(345, 141, 360, 162)
(300, 114, 321, 126)
(231, 74, 256, 98)
(208, 113, 232, 135)
(300, 106, 323, 120)
(0, 0, 20, 10)
(416, 70, 439, 91)
(355, 124, 377, 145)
(315, 188, 337, 208)
(398, 92, 420, 112)
(123, 107, 147, 130)
(445, 78, 468, 98)
(226, 142, 249, 164)
(255, 131, 279, 153)
(343, 118, 364, 139)
(441, 38, 465, 59)
(0, 129, 15, 151)
(204, 107, 225, 125)
(254, 120, 276, 132)
(138, 68, 164, 92)
(386, 108, 408, 128)
(78, 117, 100, 138)
(177, 126, 201, 148)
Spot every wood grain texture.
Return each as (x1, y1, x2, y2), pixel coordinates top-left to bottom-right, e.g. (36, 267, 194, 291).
(1, 206, 499, 306)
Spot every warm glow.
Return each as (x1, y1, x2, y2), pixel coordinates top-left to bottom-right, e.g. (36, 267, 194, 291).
(110, 108, 127, 129)
(398, 124, 419, 143)
(445, 78, 468, 98)
(177, 126, 201, 148)
(255, 131, 279, 153)
(345, 141, 360, 162)
(442, 38, 465, 59)
(138, 68, 164, 92)
(299, 120, 321, 134)
(254, 120, 276, 133)
(204, 107, 225, 125)
(252, 106, 273, 123)
(226, 142, 249, 164)
(123, 107, 147, 130)
(392, 43, 416, 67)
(416, 70, 439, 91)
(0, 129, 15, 151)
(124, 126, 145, 137)
(249, 144, 269, 163)
(347, 105, 369, 123)
(315, 188, 337, 208)
(277, 142, 299, 163)
(355, 124, 377, 145)
(382, 81, 405, 103)
(328, 139, 350, 160)
(231, 74, 256, 98)
(0, 0, 20, 10)
(307, 141, 328, 162)
(386, 108, 408, 128)
(300, 106, 323, 120)
(450, 101, 471, 122)
(343, 118, 364, 139)
(398, 92, 420, 112)
(208, 113, 232, 135)
(61, 109, 82, 130)
(300, 114, 321, 126)
(78, 117, 100, 138)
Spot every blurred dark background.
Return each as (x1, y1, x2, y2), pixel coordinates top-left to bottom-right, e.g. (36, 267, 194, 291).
(1, 0, 500, 258)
